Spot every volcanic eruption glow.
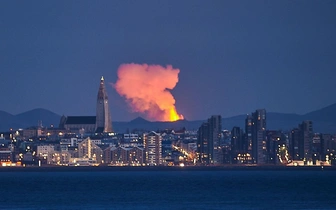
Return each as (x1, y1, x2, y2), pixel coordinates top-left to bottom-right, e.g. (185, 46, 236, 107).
(114, 63, 184, 122)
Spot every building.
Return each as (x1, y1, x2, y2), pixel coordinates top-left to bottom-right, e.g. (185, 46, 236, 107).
(37, 145, 55, 164)
(51, 151, 71, 165)
(103, 146, 114, 164)
(231, 126, 244, 163)
(253, 109, 267, 164)
(59, 76, 113, 133)
(110, 146, 128, 165)
(289, 121, 313, 162)
(104, 146, 144, 166)
(300, 120, 313, 161)
(197, 115, 222, 165)
(323, 134, 336, 164)
(197, 122, 209, 164)
(245, 115, 253, 155)
(245, 109, 267, 164)
(208, 115, 222, 164)
(266, 130, 287, 164)
(37, 145, 55, 156)
(22, 127, 43, 139)
(59, 116, 96, 133)
(289, 120, 314, 161)
(311, 133, 323, 162)
(144, 131, 162, 166)
(60, 138, 80, 151)
(95, 76, 113, 133)
(77, 138, 103, 164)
(290, 128, 301, 160)
(128, 146, 144, 166)
(0, 150, 12, 165)
(123, 133, 140, 143)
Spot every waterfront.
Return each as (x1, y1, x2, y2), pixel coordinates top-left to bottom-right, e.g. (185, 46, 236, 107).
(0, 170, 335, 209)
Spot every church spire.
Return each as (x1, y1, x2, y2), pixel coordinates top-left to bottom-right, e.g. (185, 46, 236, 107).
(96, 76, 113, 133)
(97, 76, 107, 100)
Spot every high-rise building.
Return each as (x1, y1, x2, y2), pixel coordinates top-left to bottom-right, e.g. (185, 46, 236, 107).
(322, 134, 335, 163)
(197, 122, 210, 164)
(197, 115, 222, 165)
(208, 115, 222, 164)
(299, 120, 313, 160)
(245, 115, 253, 155)
(95, 76, 113, 133)
(289, 128, 300, 160)
(245, 109, 266, 164)
(311, 133, 323, 162)
(143, 131, 162, 166)
(289, 121, 313, 161)
(231, 126, 244, 162)
(253, 109, 266, 164)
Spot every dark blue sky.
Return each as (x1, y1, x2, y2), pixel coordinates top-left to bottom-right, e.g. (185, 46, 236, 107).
(1, 1, 336, 121)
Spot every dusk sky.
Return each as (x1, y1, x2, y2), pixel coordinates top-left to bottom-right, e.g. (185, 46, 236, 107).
(1, 1, 336, 121)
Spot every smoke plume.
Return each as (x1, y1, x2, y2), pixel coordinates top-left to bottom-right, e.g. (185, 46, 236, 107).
(114, 63, 184, 121)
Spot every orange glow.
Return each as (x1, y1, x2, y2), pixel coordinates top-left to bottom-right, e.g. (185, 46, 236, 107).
(114, 63, 184, 122)
(169, 108, 184, 121)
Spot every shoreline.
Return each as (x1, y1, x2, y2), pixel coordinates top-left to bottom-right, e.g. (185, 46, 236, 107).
(0, 165, 335, 172)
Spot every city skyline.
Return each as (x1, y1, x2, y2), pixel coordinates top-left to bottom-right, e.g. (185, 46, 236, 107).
(1, 1, 336, 121)
(1, 1, 336, 209)
(1, 108, 334, 168)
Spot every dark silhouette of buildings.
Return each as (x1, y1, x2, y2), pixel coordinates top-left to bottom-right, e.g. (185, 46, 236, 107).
(252, 109, 267, 164)
(59, 116, 96, 133)
(197, 121, 209, 164)
(266, 130, 287, 164)
(231, 126, 244, 163)
(245, 115, 253, 157)
(243, 109, 267, 164)
(289, 120, 313, 161)
(197, 115, 222, 165)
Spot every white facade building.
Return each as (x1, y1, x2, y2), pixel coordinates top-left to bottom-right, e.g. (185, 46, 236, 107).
(144, 131, 162, 166)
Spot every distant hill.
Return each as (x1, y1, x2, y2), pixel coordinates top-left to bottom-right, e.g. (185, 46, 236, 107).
(0, 108, 61, 131)
(1, 103, 336, 133)
(14, 108, 60, 126)
(303, 103, 336, 122)
(0, 110, 14, 119)
(129, 117, 151, 124)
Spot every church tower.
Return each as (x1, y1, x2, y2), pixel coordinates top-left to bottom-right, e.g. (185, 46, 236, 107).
(95, 76, 113, 133)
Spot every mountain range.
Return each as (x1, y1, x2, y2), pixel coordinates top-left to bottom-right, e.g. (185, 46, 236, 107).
(1, 103, 336, 133)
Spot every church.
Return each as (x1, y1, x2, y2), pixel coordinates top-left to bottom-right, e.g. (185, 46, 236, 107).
(59, 77, 113, 133)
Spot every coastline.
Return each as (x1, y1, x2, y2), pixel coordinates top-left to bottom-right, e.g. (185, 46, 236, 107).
(0, 165, 334, 172)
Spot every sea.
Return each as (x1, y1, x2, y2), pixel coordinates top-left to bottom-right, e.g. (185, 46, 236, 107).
(0, 168, 335, 210)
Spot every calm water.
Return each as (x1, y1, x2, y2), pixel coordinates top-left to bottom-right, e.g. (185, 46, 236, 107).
(0, 170, 335, 209)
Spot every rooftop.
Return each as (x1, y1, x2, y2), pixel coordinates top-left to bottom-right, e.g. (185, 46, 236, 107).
(65, 116, 96, 125)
